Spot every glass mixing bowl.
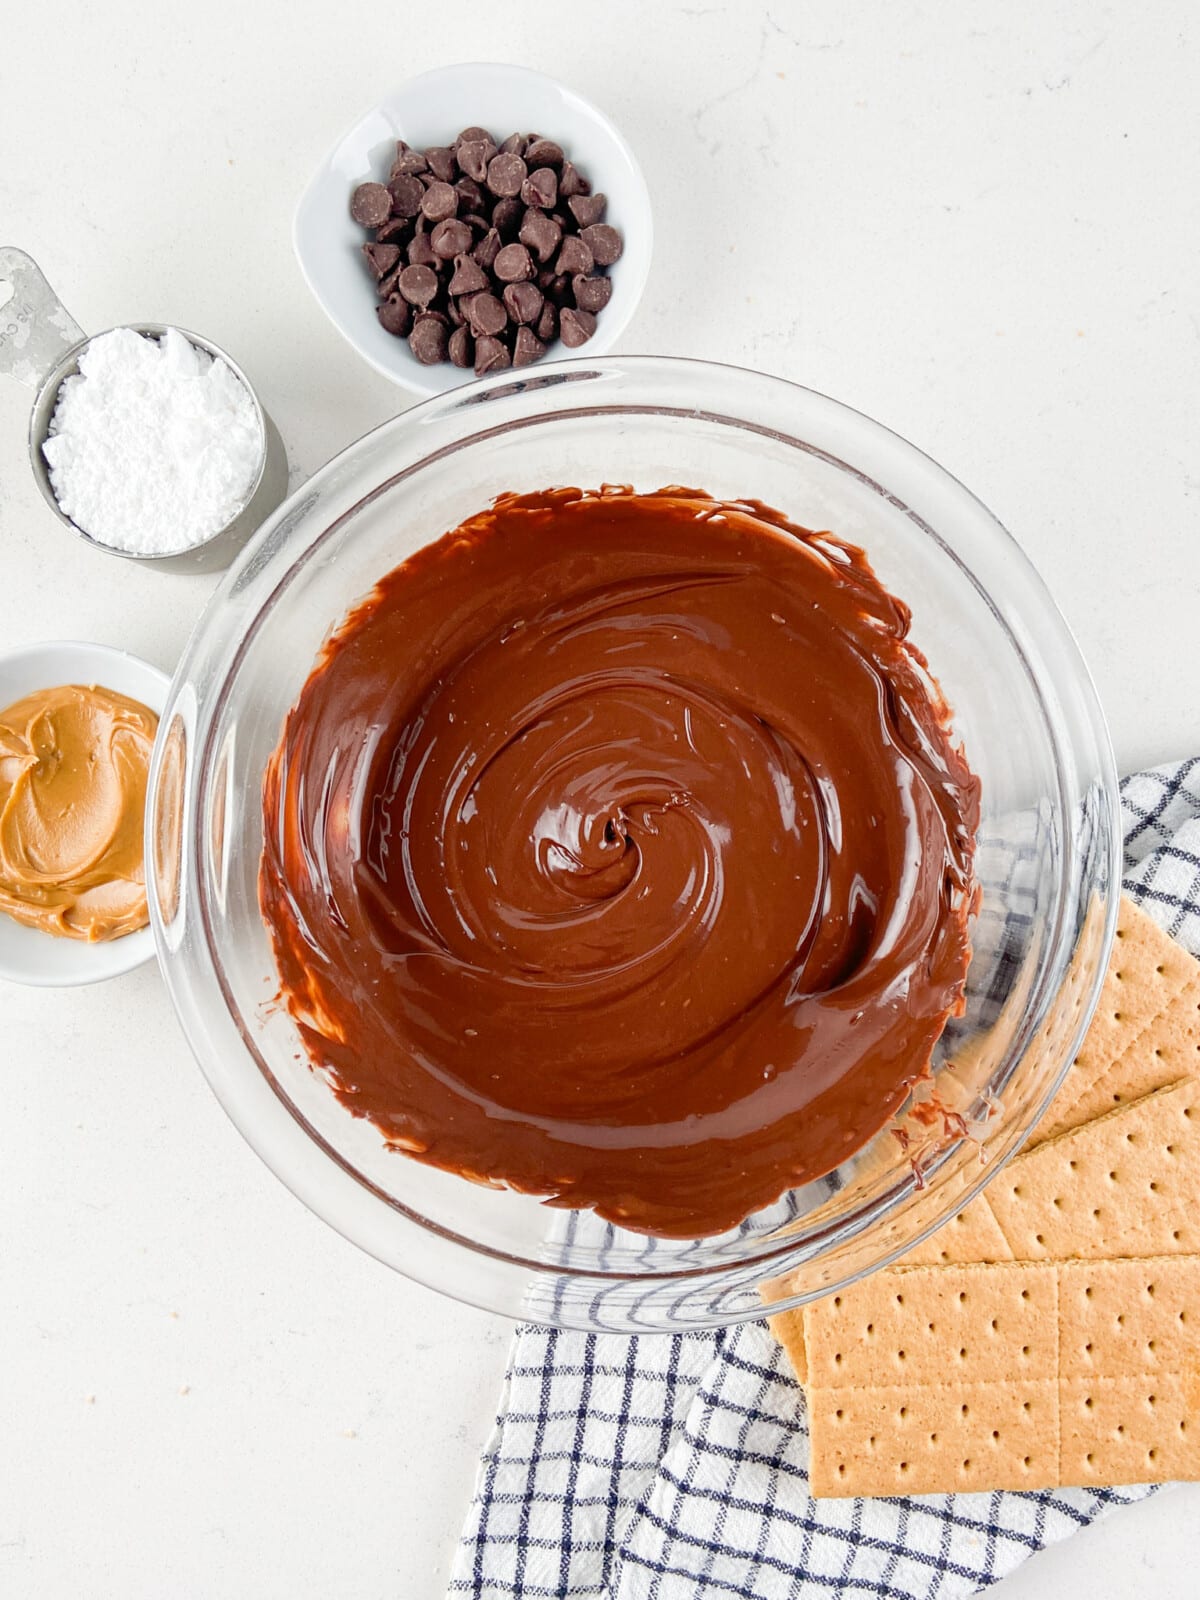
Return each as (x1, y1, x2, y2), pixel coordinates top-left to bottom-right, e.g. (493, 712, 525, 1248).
(147, 355, 1118, 1332)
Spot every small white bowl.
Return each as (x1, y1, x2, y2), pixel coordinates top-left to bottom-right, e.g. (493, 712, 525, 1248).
(294, 62, 653, 396)
(0, 641, 169, 988)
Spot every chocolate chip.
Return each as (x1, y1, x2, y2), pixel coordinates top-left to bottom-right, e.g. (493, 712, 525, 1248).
(409, 314, 449, 365)
(524, 138, 563, 169)
(494, 242, 535, 283)
(377, 294, 412, 337)
(378, 263, 403, 298)
(448, 325, 474, 367)
(545, 272, 572, 307)
(398, 263, 439, 308)
(447, 296, 465, 327)
(503, 280, 544, 324)
(519, 208, 563, 264)
(580, 224, 623, 266)
(499, 132, 525, 156)
(375, 216, 411, 243)
(454, 176, 485, 212)
(387, 174, 425, 218)
(464, 291, 507, 337)
(568, 192, 607, 228)
(393, 142, 429, 174)
(558, 160, 589, 198)
(425, 146, 457, 182)
(513, 325, 548, 366)
(390, 153, 428, 181)
(456, 140, 496, 183)
(535, 301, 558, 343)
(363, 241, 401, 279)
(472, 227, 502, 270)
(457, 125, 494, 146)
(556, 234, 594, 276)
(461, 214, 490, 237)
(572, 273, 613, 313)
(431, 218, 473, 259)
(486, 151, 527, 197)
(474, 334, 512, 375)
(492, 197, 523, 239)
(351, 182, 392, 226)
(406, 229, 437, 268)
(559, 307, 597, 347)
(521, 167, 558, 209)
(420, 181, 458, 221)
(448, 253, 488, 295)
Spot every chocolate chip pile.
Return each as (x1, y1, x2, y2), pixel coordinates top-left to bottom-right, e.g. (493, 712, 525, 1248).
(350, 127, 623, 376)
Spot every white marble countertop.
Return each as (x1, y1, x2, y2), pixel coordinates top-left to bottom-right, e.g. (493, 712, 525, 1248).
(2, 4, 1198, 1595)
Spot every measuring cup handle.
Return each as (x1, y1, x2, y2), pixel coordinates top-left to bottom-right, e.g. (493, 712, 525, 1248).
(0, 247, 86, 388)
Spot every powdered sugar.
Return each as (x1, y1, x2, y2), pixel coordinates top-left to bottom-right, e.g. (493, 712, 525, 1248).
(42, 327, 262, 556)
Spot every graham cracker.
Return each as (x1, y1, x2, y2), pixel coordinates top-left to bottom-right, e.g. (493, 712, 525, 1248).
(766, 896, 1199, 1302)
(1058, 1254, 1200, 1377)
(805, 1256, 1200, 1497)
(896, 1196, 1015, 1266)
(772, 1297, 809, 1385)
(1037, 969, 1200, 1139)
(807, 1380, 1060, 1497)
(1034, 897, 1200, 1145)
(770, 1075, 1200, 1389)
(902, 1077, 1200, 1266)
(1059, 1373, 1200, 1487)
(983, 1079, 1200, 1260)
(803, 1260, 1059, 1391)
(876, 897, 1200, 1270)
(770, 904, 1200, 1499)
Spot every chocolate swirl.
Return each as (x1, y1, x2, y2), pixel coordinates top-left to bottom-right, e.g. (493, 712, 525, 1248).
(260, 487, 979, 1237)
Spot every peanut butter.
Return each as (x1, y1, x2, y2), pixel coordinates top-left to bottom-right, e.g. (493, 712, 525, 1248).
(0, 683, 158, 942)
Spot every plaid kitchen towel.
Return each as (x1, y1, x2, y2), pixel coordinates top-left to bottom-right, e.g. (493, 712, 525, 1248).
(450, 758, 1200, 1600)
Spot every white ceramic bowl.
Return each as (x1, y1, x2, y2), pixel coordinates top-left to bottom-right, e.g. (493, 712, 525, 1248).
(0, 640, 169, 987)
(293, 62, 653, 396)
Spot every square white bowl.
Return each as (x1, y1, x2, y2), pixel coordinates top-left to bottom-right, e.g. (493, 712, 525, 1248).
(293, 63, 653, 396)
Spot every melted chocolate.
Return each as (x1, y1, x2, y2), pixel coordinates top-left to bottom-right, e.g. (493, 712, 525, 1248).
(260, 487, 980, 1237)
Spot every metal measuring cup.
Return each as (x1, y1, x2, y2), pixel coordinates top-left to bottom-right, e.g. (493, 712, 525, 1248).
(0, 247, 288, 574)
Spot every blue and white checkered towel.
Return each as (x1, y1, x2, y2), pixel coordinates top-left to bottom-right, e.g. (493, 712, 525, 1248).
(450, 758, 1200, 1600)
